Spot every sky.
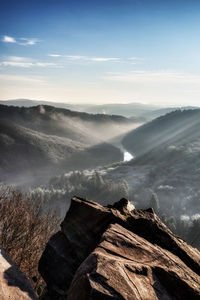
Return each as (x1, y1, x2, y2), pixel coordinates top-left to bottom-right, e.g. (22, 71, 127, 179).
(1, 0, 200, 106)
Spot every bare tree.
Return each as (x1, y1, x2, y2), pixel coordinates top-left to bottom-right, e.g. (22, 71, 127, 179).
(0, 184, 60, 296)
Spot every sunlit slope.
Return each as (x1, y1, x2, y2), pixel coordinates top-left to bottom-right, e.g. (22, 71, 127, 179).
(122, 109, 200, 157)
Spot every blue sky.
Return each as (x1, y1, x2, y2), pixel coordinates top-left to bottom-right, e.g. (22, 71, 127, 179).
(1, 0, 200, 105)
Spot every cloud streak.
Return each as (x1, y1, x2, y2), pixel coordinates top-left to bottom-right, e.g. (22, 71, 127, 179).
(90, 57, 119, 62)
(6, 56, 29, 62)
(48, 54, 120, 62)
(0, 56, 60, 68)
(48, 54, 62, 57)
(2, 61, 34, 68)
(2, 35, 40, 46)
(2, 35, 16, 43)
(19, 38, 40, 46)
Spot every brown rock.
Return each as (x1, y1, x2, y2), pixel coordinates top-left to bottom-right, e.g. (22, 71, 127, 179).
(0, 248, 37, 300)
(68, 223, 200, 300)
(39, 197, 200, 299)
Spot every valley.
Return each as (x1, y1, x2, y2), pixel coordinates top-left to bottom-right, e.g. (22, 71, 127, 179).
(1, 102, 200, 249)
(0, 103, 140, 187)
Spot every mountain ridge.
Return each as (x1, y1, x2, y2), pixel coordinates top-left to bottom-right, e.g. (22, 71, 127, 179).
(1, 99, 197, 119)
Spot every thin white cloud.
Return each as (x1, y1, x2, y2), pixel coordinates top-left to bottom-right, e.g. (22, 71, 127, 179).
(35, 62, 58, 67)
(0, 56, 60, 68)
(7, 56, 30, 62)
(19, 38, 40, 46)
(2, 35, 40, 46)
(49, 54, 120, 62)
(90, 57, 119, 62)
(66, 55, 88, 60)
(1, 61, 34, 68)
(67, 56, 120, 62)
(1, 61, 58, 68)
(48, 54, 62, 57)
(104, 70, 200, 84)
(2, 35, 16, 43)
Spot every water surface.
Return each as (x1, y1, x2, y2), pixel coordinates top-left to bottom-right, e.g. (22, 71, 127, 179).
(124, 152, 134, 162)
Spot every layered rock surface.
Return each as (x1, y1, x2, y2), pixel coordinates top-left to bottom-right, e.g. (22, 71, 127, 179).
(39, 197, 200, 299)
(0, 248, 37, 300)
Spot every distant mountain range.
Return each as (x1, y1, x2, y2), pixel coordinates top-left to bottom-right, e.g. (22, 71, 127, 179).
(1, 99, 197, 120)
(0, 99, 159, 117)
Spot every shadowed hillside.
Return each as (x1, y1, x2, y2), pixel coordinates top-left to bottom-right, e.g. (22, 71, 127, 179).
(0, 104, 139, 187)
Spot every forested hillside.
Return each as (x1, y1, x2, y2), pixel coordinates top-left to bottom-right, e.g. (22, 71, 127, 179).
(0, 104, 139, 186)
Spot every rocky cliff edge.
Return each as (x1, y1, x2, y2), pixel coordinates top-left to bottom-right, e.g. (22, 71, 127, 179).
(39, 197, 200, 300)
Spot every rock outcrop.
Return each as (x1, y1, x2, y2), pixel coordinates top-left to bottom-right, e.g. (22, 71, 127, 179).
(39, 197, 200, 299)
(0, 248, 37, 300)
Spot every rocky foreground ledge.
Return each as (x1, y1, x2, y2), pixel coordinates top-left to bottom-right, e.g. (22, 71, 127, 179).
(39, 197, 200, 300)
(0, 248, 37, 300)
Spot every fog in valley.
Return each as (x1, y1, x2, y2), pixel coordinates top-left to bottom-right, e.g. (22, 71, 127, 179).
(0, 104, 140, 187)
(0, 101, 200, 250)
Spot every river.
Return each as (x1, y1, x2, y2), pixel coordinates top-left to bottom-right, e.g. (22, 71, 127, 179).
(123, 151, 134, 162)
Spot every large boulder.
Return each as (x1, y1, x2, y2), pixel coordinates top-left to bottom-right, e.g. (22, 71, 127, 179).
(0, 248, 37, 300)
(68, 223, 200, 300)
(39, 197, 200, 299)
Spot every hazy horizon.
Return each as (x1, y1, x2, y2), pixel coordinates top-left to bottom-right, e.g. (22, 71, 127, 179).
(1, 98, 199, 109)
(1, 0, 200, 106)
